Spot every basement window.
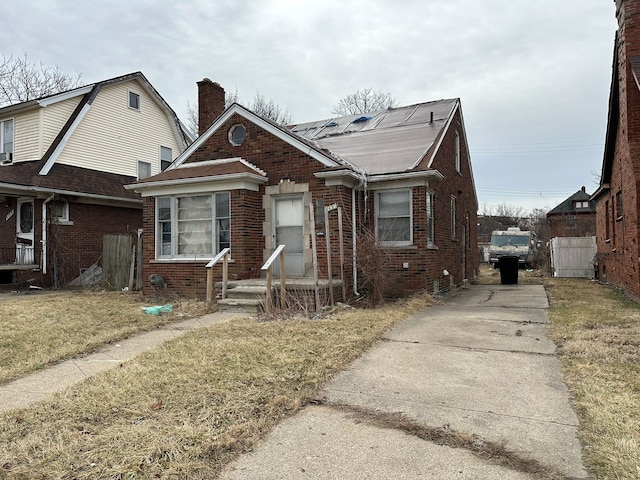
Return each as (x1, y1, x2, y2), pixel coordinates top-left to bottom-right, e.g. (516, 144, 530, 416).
(51, 200, 71, 224)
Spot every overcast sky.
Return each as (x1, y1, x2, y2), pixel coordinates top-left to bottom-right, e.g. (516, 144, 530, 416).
(0, 1, 618, 214)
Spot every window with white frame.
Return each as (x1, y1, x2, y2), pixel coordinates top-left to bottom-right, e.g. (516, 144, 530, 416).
(426, 191, 435, 246)
(138, 160, 151, 180)
(0, 119, 14, 159)
(574, 200, 589, 209)
(451, 195, 457, 240)
(160, 146, 172, 171)
(455, 130, 461, 173)
(376, 189, 412, 245)
(51, 200, 70, 223)
(129, 91, 140, 110)
(157, 192, 230, 258)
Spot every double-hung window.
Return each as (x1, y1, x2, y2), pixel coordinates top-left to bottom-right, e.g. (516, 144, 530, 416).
(129, 91, 140, 110)
(157, 192, 230, 258)
(160, 146, 172, 171)
(376, 189, 412, 245)
(0, 119, 14, 159)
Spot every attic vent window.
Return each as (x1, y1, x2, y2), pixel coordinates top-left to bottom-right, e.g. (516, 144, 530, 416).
(352, 116, 372, 123)
(129, 91, 140, 110)
(229, 124, 246, 146)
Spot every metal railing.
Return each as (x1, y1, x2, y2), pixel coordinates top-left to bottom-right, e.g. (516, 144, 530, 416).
(205, 248, 231, 307)
(261, 244, 286, 313)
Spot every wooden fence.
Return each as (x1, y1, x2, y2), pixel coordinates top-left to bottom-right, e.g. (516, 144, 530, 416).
(102, 234, 137, 290)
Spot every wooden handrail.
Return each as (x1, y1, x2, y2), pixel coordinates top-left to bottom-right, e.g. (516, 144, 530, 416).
(261, 244, 286, 312)
(205, 248, 230, 306)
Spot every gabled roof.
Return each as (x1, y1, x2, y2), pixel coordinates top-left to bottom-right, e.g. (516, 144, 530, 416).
(0, 71, 192, 175)
(547, 188, 595, 216)
(291, 99, 459, 175)
(0, 72, 192, 202)
(166, 99, 460, 177)
(168, 103, 348, 172)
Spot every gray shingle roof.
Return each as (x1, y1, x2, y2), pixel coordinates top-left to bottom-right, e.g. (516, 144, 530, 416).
(290, 99, 457, 175)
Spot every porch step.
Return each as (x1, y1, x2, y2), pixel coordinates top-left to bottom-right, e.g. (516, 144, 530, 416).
(215, 282, 268, 313)
(220, 285, 268, 301)
(216, 297, 263, 314)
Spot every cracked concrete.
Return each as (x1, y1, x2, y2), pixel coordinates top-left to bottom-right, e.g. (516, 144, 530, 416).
(220, 285, 592, 480)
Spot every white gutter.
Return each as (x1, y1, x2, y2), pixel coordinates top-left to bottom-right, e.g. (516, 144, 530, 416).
(41, 194, 55, 275)
(352, 186, 359, 296)
(0, 182, 141, 206)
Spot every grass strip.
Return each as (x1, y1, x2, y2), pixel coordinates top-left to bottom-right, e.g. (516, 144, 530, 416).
(545, 278, 640, 480)
(0, 291, 206, 384)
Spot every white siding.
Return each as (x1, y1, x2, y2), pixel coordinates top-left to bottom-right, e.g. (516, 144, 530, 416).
(56, 80, 183, 176)
(40, 98, 81, 153)
(6, 97, 81, 163)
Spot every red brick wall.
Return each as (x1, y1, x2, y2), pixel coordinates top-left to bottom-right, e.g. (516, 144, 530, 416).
(360, 108, 478, 296)
(46, 201, 142, 286)
(596, 0, 640, 300)
(142, 109, 477, 299)
(548, 212, 596, 238)
(0, 197, 141, 287)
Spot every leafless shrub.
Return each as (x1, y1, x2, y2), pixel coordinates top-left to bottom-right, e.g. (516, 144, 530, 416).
(355, 226, 395, 307)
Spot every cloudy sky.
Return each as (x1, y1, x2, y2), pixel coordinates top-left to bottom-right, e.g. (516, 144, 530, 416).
(0, 1, 618, 214)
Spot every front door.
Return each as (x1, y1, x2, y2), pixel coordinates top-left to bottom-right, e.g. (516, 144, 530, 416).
(16, 198, 34, 264)
(273, 195, 305, 276)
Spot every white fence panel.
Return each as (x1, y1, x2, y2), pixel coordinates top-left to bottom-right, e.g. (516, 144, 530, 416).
(550, 236, 597, 278)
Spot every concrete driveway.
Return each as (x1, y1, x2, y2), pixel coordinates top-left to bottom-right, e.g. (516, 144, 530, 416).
(220, 284, 591, 479)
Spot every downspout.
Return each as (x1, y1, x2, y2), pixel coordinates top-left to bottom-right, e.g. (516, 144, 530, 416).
(41, 194, 55, 275)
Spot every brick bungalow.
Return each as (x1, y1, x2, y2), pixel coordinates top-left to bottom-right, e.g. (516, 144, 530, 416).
(127, 79, 479, 300)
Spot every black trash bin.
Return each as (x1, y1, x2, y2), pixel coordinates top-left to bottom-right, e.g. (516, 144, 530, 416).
(498, 256, 519, 285)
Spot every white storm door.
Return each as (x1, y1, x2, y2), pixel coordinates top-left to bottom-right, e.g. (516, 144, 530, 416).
(16, 198, 35, 264)
(273, 196, 304, 276)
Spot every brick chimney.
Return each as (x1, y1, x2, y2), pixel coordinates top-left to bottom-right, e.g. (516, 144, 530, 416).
(197, 78, 225, 135)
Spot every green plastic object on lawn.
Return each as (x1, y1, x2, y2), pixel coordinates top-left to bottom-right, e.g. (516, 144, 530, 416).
(141, 304, 173, 315)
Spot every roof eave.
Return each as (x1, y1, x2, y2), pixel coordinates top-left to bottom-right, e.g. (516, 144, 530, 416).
(126, 172, 269, 191)
(169, 104, 341, 170)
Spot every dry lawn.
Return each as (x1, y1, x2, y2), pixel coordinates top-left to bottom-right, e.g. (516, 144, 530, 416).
(0, 291, 207, 384)
(0, 294, 432, 479)
(544, 278, 640, 480)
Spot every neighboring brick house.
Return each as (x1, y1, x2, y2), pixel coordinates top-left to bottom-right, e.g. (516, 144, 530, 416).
(547, 187, 596, 238)
(128, 79, 478, 300)
(0, 72, 191, 287)
(593, 0, 640, 300)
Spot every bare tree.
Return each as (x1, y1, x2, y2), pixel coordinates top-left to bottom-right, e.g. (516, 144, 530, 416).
(249, 92, 292, 125)
(184, 88, 292, 136)
(332, 87, 399, 116)
(0, 53, 82, 106)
